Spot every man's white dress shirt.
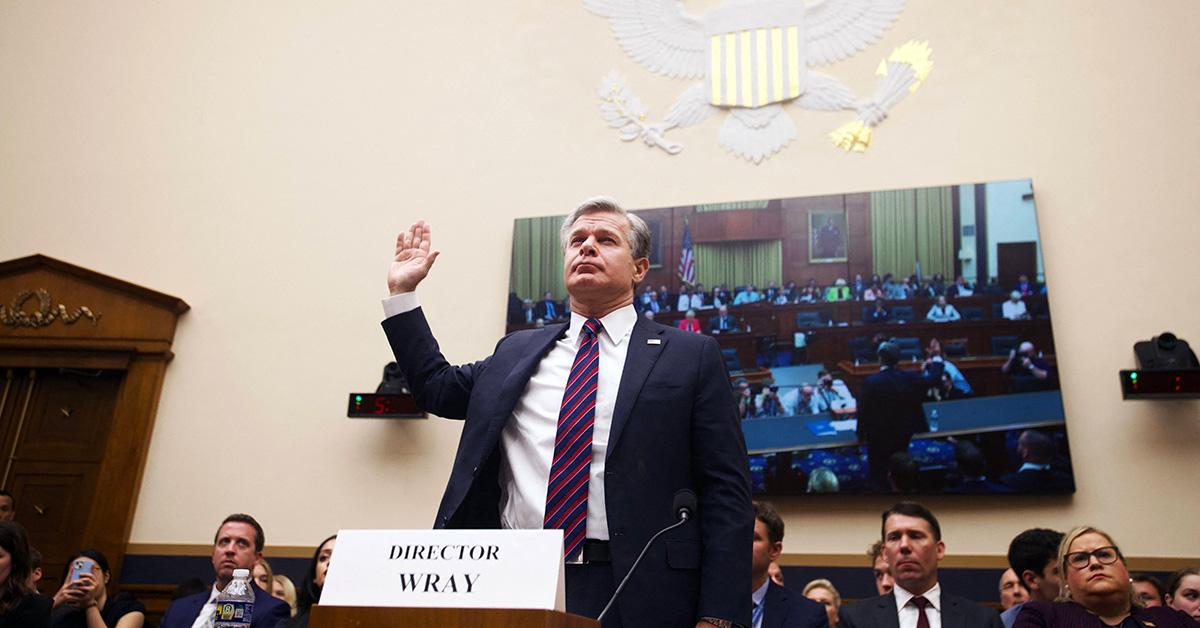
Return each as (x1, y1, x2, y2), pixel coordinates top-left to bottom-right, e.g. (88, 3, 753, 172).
(893, 582, 942, 628)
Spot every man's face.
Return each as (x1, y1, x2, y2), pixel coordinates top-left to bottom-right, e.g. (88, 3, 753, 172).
(0, 496, 14, 521)
(212, 522, 262, 585)
(751, 519, 781, 579)
(563, 212, 648, 307)
(999, 568, 1028, 609)
(799, 386, 814, 400)
(873, 554, 894, 595)
(882, 513, 944, 594)
(1025, 557, 1062, 601)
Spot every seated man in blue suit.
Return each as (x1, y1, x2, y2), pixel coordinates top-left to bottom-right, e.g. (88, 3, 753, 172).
(382, 198, 752, 628)
(839, 502, 1002, 628)
(159, 514, 290, 628)
(752, 501, 828, 628)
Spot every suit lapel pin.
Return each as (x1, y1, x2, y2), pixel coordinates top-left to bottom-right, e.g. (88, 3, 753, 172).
(647, 338, 662, 345)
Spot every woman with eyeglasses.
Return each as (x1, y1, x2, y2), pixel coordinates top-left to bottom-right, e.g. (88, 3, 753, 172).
(1015, 526, 1198, 627)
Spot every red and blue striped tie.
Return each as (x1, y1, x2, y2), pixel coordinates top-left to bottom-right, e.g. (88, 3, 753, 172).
(544, 317, 601, 560)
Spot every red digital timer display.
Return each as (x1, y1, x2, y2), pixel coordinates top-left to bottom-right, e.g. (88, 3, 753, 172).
(347, 393, 425, 418)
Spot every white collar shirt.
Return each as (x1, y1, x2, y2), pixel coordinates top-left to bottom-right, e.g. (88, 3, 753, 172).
(894, 582, 942, 628)
(190, 584, 222, 628)
(751, 578, 770, 628)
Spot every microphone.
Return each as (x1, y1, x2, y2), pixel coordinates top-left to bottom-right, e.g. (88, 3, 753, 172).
(598, 489, 696, 624)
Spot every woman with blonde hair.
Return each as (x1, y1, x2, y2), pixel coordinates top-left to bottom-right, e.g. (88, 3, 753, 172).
(251, 559, 274, 596)
(802, 579, 841, 627)
(1015, 526, 1196, 627)
(272, 575, 297, 617)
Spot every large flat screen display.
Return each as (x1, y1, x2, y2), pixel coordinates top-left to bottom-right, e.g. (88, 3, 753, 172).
(506, 180, 1073, 495)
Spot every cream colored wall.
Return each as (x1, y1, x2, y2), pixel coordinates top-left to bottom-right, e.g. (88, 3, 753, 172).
(2, 1, 1198, 560)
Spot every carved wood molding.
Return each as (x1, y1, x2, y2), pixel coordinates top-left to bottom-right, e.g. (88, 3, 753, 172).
(0, 289, 101, 328)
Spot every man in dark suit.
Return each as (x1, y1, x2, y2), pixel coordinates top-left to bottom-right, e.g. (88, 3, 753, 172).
(752, 501, 828, 628)
(856, 343, 942, 489)
(840, 502, 1003, 628)
(159, 514, 290, 628)
(1000, 430, 1074, 493)
(382, 198, 752, 628)
(709, 305, 739, 333)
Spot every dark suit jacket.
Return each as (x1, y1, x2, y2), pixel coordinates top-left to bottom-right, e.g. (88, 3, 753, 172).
(0, 593, 50, 628)
(383, 308, 753, 628)
(1000, 468, 1075, 493)
(1013, 599, 1199, 627)
(763, 581, 828, 628)
(839, 590, 1003, 628)
(856, 364, 942, 447)
(709, 314, 738, 332)
(160, 583, 289, 628)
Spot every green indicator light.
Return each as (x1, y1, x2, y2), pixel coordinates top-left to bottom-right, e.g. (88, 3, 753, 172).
(355, 395, 363, 402)
(1130, 372, 1138, 380)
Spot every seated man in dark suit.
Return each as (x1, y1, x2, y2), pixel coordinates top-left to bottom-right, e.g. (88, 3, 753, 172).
(159, 514, 290, 628)
(1000, 430, 1074, 493)
(839, 502, 1003, 628)
(752, 501, 828, 628)
(709, 305, 739, 333)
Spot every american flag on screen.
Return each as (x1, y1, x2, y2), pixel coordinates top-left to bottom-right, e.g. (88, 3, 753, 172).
(678, 218, 695, 286)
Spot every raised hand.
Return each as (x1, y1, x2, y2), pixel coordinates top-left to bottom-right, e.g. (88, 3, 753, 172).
(388, 220, 441, 295)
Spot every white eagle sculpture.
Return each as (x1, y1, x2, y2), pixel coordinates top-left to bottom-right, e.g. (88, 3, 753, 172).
(586, 0, 932, 162)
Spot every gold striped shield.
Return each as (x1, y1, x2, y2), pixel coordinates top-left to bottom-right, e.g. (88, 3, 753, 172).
(708, 26, 806, 108)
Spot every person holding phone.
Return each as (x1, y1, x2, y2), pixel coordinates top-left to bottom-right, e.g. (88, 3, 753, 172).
(0, 521, 50, 628)
(50, 549, 144, 628)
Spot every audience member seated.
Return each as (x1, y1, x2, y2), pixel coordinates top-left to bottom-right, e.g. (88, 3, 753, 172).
(925, 339, 973, 397)
(868, 540, 895, 596)
(1165, 568, 1200, 621)
(676, 309, 702, 333)
(160, 514, 290, 628)
(796, 384, 830, 415)
(1002, 291, 1031, 320)
(711, 285, 731, 308)
(886, 453, 919, 494)
(1131, 574, 1166, 608)
(759, 380, 785, 417)
(806, 467, 840, 493)
(928, 274, 947, 296)
(253, 559, 275, 600)
(925, 296, 962, 322)
(51, 549, 145, 628)
(0, 490, 14, 523)
(888, 277, 914, 300)
(815, 369, 856, 411)
(1002, 528, 1064, 628)
(0, 521, 50, 628)
(851, 274, 867, 300)
(643, 290, 665, 314)
(751, 502, 827, 628)
(863, 283, 884, 301)
(27, 548, 42, 590)
(657, 284, 674, 310)
(769, 562, 786, 587)
(735, 378, 758, 419)
(734, 284, 762, 305)
(803, 579, 842, 627)
(1015, 274, 1036, 296)
(946, 276, 974, 298)
(1014, 526, 1197, 627)
(1000, 568, 1028, 610)
(949, 441, 1010, 493)
(794, 285, 820, 303)
(535, 291, 564, 321)
(272, 575, 297, 616)
(826, 278, 851, 302)
(1001, 431, 1074, 493)
(866, 300, 890, 323)
(279, 534, 336, 628)
(839, 502, 1003, 628)
(709, 305, 739, 333)
(1002, 342, 1053, 392)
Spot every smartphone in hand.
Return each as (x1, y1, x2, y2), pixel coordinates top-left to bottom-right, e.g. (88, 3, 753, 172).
(68, 557, 97, 582)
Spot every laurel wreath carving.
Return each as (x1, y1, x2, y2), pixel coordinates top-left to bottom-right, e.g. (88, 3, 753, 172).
(0, 289, 101, 328)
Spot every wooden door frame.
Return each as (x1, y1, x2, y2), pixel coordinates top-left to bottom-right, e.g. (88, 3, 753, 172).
(0, 254, 188, 590)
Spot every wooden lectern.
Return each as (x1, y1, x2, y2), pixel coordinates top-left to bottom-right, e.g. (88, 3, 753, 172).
(310, 606, 599, 628)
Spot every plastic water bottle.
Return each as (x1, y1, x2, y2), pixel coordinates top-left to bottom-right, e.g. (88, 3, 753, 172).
(929, 409, 940, 432)
(214, 568, 254, 628)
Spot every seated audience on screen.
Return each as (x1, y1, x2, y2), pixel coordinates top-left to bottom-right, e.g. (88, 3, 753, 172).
(657, 284, 674, 309)
(751, 502, 828, 628)
(535, 291, 563, 321)
(947, 440, 1009, 493)
(51, 549, 145, 628)
(928, 274, 946, 296)
(827, 278, 851, 302)
(851, 274, 867, 300)
(914, 281, 937, 299)
(946, 276, 974, 298)
(1001, 528, 1064, 628)
(797, 286, 821, 303)
(804, 579, 842, 627)
(1131, 574, 1166, 608)
(760, 380, 785, 417)
(925, 339, 973, 397)
(1015, 274, 1036, 296)
(868, 540, 895, 596)
(710, 305, 738, 333)
(1002, 341, 1053, 391)
(815, 369, 856, 410)
(796, 384, 830, 415)
(925, 296, 961, 322)
(1000, 568, 1029, 610)
(1001, 431, 1074, 493)
(867, 300, 890, 323)
(1165, 568, 1200, 621)
(644, 290, 664, 313)
(807, 467, 839, 493)
(159, 514, 289, 628)
(1003, 291, 1031, 320)
(279, 534, 336, 628)
(0, 521, 50, 628)
(27, 548, 42, 590)
(676, 309, 702, 333)
(734, 284, 762, 305)
(735, 378, 757, 419)
(1014, 526, 1196, 627)
(863, 283, 883, 301)
(711, 285, 731, 308)
(838, 502, 1003, 628)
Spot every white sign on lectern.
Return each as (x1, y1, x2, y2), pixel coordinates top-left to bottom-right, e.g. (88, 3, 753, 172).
(319, 529, 565, 611)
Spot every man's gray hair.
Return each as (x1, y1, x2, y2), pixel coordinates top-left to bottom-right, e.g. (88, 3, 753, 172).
(560, 196, 652, 261)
